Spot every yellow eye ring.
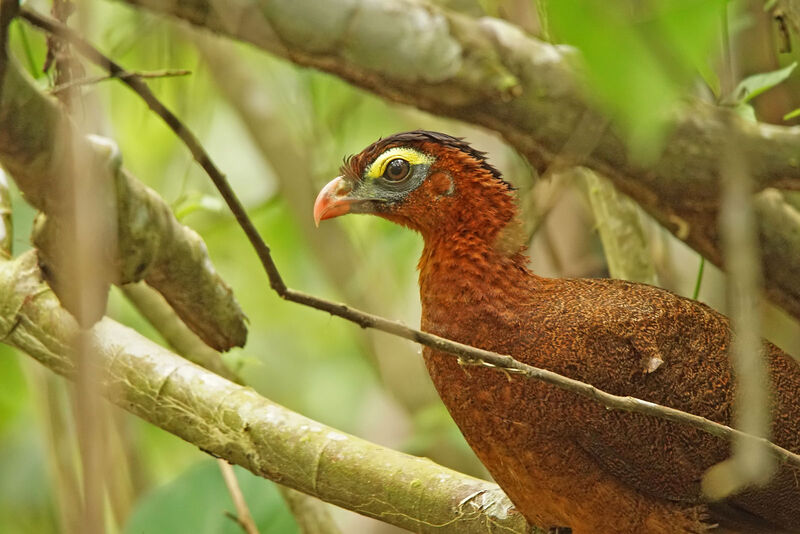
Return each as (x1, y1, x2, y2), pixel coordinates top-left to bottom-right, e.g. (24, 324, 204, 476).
(365, 147, 434, 179)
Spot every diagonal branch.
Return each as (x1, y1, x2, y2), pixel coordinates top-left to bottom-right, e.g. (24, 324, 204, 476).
(0, 28, 246, 351)
(0, 250, 533, 534)
(117, 0, 800, 324)
(19, 6, 800, 472)
(123, 281, 342, 534)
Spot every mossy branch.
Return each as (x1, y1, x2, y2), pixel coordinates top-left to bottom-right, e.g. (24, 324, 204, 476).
(122, 281, 342, 534)
(0, 251, 532, 534)
(581, 168, 658, 286)
(0, 57, 246, 351)
(20, 6, 800, 473)
(119, 0, 800, 323)
(9, 7, 800, 531)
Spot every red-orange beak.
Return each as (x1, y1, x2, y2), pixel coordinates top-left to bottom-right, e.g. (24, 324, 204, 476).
(313, 176, 354, 227)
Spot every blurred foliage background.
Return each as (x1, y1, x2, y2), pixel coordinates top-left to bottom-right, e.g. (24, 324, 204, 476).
(1, 0, 798, 533)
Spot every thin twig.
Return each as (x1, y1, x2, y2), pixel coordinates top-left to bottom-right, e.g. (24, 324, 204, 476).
(224, 511, 255, 534)
(218, 460, 259, 534)
(691, 256, 706, 300)
(29, 368, 82, 534)
(21, 7, 287, 293)
(19, 6, 800, 471)
(49, 68, 191, 95)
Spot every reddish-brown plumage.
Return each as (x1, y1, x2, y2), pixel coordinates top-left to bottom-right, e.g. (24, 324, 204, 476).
(319, 131, 800, 533)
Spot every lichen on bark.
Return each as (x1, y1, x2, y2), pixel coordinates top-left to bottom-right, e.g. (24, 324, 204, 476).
(120, 0, 800, 323)
(0, 250, 533, 534)
(0, 59, 247, 351)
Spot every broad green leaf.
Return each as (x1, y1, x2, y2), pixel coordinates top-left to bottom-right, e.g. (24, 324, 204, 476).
(0, 427, 58, 534)
(125, 460, 298, 534)
(732, 62, 797, 103)
(547, 0, 725, 159)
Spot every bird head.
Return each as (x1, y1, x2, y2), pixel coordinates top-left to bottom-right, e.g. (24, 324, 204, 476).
(314, 131, 517, 242)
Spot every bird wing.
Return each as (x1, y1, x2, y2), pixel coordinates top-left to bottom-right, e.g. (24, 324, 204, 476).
(555, 279, 800, 531)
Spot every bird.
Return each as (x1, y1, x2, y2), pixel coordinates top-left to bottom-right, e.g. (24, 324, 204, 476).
(313, 130, 800, 533)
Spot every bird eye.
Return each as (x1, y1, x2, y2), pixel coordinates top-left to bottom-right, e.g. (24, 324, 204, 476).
(383, 158, 410, 181)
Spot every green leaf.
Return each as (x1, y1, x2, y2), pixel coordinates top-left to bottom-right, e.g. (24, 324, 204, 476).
(732, 62, 797, 103)
(547, 0, 725, 160)
(784, 107, 800, 121)
(733, 102, 757, 122)
(173, 194, 225, 220)
(125, 460, 298, 534)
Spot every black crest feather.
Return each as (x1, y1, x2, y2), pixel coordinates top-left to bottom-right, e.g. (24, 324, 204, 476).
(341, 130, 514, 191)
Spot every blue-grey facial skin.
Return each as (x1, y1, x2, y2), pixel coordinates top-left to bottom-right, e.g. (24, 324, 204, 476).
(348, 162, 432, 213)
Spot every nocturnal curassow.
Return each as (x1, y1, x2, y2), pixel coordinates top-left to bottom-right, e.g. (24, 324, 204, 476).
(312, 131, 800, 533)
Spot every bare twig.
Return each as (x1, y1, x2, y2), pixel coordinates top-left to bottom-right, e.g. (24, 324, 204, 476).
(224, 511, 255, 534)
(18, 5, 800, 472)
(278, 487, 343, 534)
(50, 68, 191, 95)
(120, 0, 800, 327)
(28, 366, 82, 534)
(0, 252, 532, 534)
(218, 460, 260, 534)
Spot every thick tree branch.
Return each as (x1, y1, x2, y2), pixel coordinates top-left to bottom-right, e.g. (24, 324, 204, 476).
(581, 168, 657, 286)
(122, 282, 242, 384)
(118, 0, 800, 323)
(21, 7, 800, 473)
(0, 251, 532, 534)
(0, 53, 246, 351)
(122, 282, 342, 534)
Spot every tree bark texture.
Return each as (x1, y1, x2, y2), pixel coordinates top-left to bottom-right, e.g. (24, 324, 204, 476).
(0, 58, 247, 351)
(120, 0, 800, 323)
(0, 250, 532, 534)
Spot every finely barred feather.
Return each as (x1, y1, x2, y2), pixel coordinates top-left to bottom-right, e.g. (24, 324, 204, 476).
(323, 132, 800, 534)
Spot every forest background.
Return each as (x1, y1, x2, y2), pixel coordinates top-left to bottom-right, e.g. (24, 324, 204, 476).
(0, 0, 799, 533)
